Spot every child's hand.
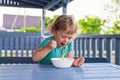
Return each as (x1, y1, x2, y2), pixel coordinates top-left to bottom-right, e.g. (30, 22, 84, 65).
(47, 40, 57, 50)
(73, 57, 85, 67)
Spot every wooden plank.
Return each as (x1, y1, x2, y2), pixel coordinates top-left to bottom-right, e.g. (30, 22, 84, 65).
(0, 63, 120, 80)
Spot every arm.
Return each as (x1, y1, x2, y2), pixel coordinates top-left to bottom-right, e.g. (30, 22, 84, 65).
(32, 40, 57, 62)
(67, 51, 74, 58)
(32, 46, 52, 62)
(67, 51, 85, 67)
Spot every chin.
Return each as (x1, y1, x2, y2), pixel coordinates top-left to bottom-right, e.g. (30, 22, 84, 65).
(58, 45, 64, 47)
(62, 45, 67, 47)
(59, 45, 63, 47)
(58, 43, 67, 47)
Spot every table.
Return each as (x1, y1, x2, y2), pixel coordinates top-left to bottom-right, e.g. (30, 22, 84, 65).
(0, 63, 120, 80)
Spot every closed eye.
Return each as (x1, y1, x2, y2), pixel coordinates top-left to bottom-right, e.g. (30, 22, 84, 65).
(61, 36, 73, 40)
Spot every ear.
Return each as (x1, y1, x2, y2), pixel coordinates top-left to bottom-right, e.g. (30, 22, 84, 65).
(53, 31, 58, 41)
(53, 33, 56, 37)
(53, 31, 58, 36)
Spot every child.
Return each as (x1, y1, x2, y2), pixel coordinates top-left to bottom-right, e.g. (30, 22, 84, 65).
(32, 15, 84, 67)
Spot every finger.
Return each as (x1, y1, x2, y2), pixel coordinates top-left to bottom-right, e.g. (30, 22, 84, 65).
(78, 57, 85, 62)
(78, 58, 85, 66)
(73, 60, 78, 67)
(73, 57, 85, 67)
(81, 57, 85, 61)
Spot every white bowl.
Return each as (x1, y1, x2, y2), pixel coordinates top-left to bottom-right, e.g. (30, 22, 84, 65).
(51, 58, 74, 68)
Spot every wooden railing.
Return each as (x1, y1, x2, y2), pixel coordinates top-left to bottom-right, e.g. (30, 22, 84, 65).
(0, 32, 120, 65)
(0, 32, 41, 57)
(74, 34, 120, 65)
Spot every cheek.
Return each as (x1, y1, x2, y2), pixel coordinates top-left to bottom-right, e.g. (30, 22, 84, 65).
(55, 37, 62, 44)
(56, 37, 62, 41)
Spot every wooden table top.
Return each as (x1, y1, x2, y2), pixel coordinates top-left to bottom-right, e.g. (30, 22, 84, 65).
(0, 63, 120, 80)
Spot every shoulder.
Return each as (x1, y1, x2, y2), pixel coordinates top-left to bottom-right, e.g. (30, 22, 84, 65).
(68, 42, 73, 46)
(67, 42, 73, 51)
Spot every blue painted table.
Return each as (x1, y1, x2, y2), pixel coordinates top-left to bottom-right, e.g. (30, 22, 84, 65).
(0, 63, 120, 80)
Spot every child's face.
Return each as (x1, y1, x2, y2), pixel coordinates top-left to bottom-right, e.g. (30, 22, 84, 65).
(54, 30, 75, 47)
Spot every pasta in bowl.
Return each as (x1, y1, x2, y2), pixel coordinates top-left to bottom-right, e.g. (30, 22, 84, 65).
(51, 58, 74, 68)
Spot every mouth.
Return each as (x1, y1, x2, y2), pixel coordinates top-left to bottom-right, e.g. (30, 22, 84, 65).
(61, 43, 66, 46)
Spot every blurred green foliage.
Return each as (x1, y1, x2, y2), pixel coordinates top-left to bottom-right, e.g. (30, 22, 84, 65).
(78, 16, 106, 34)
(104, 20, 120, 34)
(18, 15, 59, 33)
(19, 27, 41, 32)
(18, 14, 120, 34)
(38, 15, 59, 29)
(112, 21, 120, 34)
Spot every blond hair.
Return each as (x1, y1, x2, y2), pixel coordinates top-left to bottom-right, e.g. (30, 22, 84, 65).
(47, 15, 79, 35)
